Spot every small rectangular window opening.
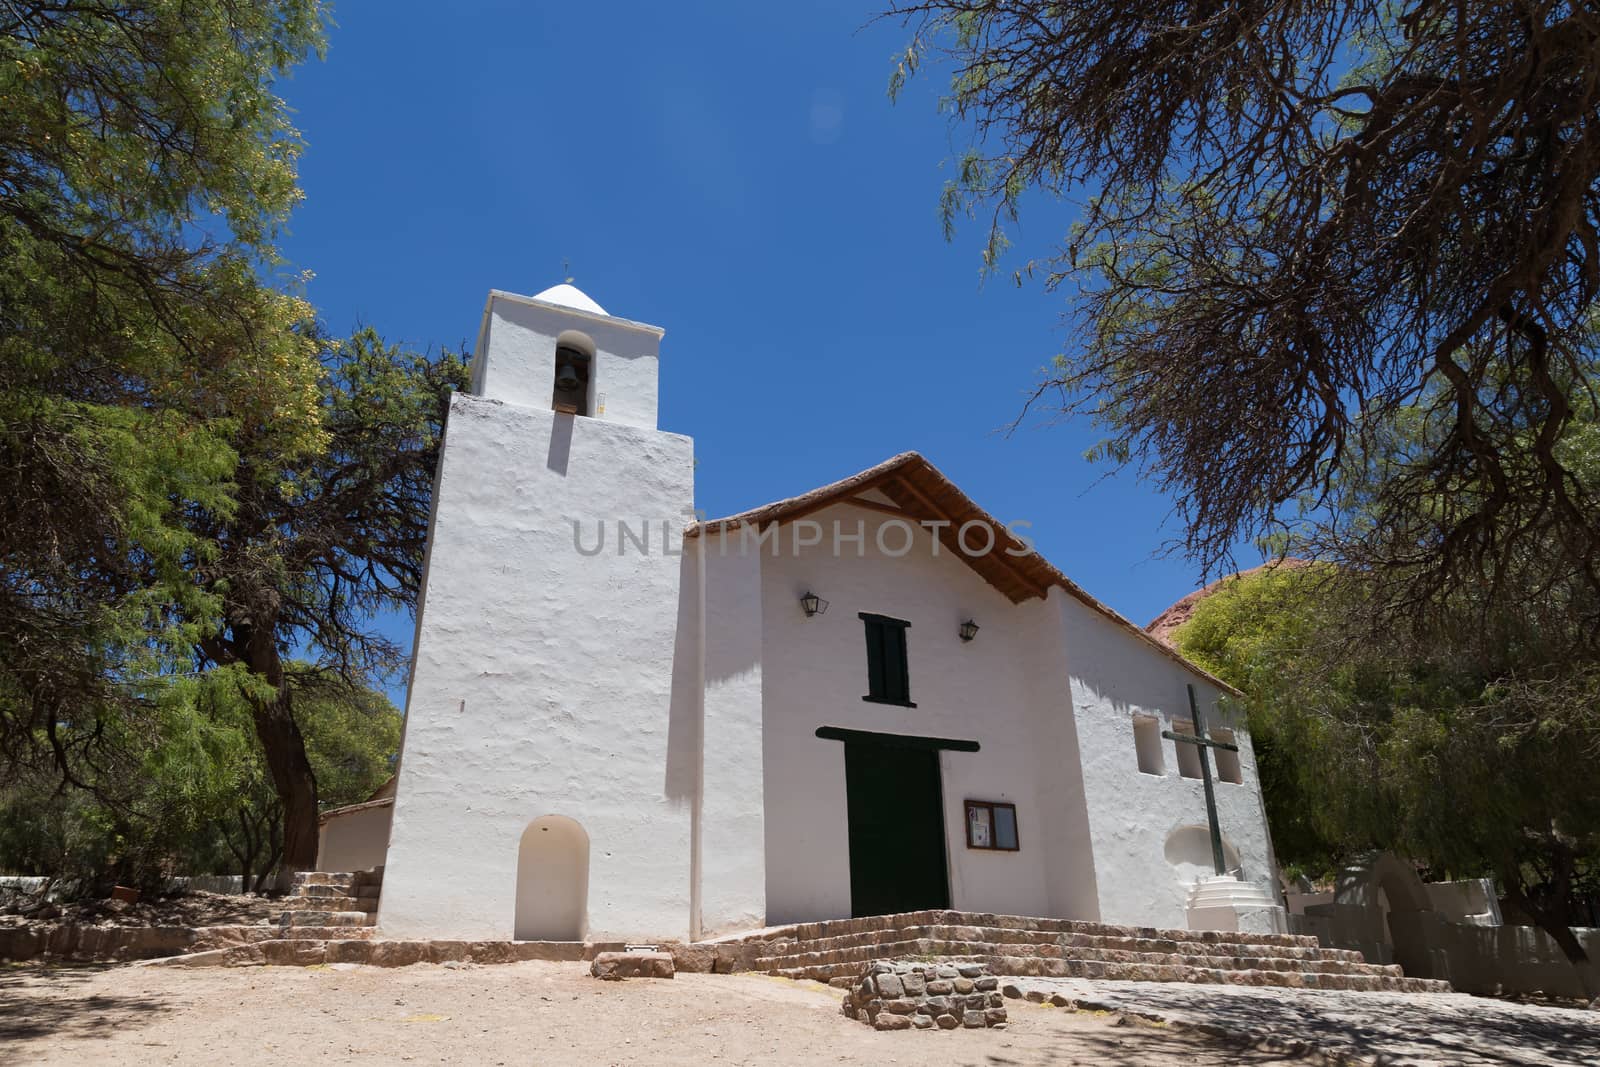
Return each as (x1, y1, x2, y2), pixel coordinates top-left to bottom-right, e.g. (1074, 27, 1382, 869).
(1212, 727, 1243, 784)
(860, 613, 914, 707)
(965, 800, 1019, 851)
(1133, 716, 1165, 775)
(1172, 720, 1204, 779)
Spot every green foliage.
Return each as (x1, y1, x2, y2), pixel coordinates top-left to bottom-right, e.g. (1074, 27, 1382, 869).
(179, 326, 465, 877)
(1, 0, 331, 800)
(295, 674, 402, 810)
(0, 5, 448, 887)
(1175, 564, 1600, 935)
(888, 1, 1600, 630)
(0, 666, 400, 890)
(1173, 564, 1352, 875)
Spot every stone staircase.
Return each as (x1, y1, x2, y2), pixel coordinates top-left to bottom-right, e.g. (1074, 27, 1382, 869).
(184, 868, 383, 955)
(724, 910, 1452, 994)
(272, 868, 383, 936)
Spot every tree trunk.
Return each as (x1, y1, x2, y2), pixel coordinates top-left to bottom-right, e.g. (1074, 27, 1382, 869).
(255, 837, 284, 895)
(255, 803, 284, 894)
(241, 631, 319, 895)
(230, 806, 258, 895)
(1504, 877, 1599, 1003)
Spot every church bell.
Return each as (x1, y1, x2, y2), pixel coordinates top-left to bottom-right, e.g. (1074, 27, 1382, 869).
(552, 343, 591, 415)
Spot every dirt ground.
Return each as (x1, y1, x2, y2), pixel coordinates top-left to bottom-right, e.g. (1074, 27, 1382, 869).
(0, 889, 276, 930)
(0, 959, 1301, 1066)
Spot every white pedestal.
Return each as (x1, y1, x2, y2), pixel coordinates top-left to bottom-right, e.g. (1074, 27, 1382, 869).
(1187, 875, 1289, 935)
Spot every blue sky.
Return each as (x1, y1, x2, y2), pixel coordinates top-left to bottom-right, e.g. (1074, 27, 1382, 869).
(275, 1, 1237, 691)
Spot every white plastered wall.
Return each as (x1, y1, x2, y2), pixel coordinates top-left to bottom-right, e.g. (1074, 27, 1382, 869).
(316, 804, 393, 873)
(378, 392, 696, 942)
(686, 542, 767, 938)
(755, 503, 1062, 925)
(1058, 594, 1277, 928)
(1023, 586, 1102, 920)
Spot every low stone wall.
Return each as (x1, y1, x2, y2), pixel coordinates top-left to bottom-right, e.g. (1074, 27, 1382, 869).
(0, 924, 199, 962)
(840, 960, 1008, 1031)
(1291, 906, 1600, 999)
(0, 875, 247, 897)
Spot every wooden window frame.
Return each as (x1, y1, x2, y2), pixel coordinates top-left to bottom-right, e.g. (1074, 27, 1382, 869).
(963, 799, 1019, 852)
(859, 612, 915, 708)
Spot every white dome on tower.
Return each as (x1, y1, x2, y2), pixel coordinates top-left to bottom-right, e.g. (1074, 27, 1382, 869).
(532, 283, 607, 317)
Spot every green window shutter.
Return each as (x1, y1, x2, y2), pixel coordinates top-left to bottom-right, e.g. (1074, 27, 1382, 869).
(860, 613, 912, 704)
(884, 627, 908, 702)
(865, 621, 887, 698)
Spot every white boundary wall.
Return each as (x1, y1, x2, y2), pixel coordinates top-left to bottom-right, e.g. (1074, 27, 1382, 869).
(317, 803, 393, 873)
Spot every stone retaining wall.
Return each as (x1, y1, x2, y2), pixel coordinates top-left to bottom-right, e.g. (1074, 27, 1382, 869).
(840, 960, 1008, 1031)
(0, 925, 198, 962)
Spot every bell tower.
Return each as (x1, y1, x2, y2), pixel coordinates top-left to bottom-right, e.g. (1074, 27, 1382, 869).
(379, 283, 698, 943)
(467, 282, 665, 429)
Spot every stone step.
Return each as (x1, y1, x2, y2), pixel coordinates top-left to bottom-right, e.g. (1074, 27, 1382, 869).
(293, 872, 360, 888)
(767, 954, 1449, 993)
(283, 894, 378, 913)
(753, 923, 1369, 965)
(978, 955, 1450, 994)
(189, 925, 378, 950)
(275, 910, 376, 928)
(294, 883, 366, 900)
(292, 868, 383, 889)
(754, 938, 1402, 978)
(149, 938, 592, 969)
(759, 910, 1321, 951)
(757, 944, 1400, 981)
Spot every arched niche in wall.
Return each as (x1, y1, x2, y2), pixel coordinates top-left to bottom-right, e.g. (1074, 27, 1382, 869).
(1163, 825, 1242, 884)
(514, 815, 590, 941)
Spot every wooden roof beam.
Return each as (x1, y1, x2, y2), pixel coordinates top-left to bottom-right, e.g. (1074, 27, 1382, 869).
(844, 495, 913, 519)
(887, 474, 1049, 601)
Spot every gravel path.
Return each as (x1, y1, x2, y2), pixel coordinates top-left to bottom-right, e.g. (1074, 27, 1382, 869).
(1002, 976, 1600, 1065)
(1, 960, 1302, 1066)
(7, 959, 1597, 1065)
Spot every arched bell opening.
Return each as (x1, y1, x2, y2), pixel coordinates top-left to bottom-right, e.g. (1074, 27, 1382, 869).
(552, 330, 597, 417)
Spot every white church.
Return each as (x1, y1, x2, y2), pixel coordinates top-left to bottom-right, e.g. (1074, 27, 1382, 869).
(315, 283, 1286, 945)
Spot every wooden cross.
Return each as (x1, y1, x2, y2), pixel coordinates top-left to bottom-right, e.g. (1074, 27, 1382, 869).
(1162, 684, 1239, 877)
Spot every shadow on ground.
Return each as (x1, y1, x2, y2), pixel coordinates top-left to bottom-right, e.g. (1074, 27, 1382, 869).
(963, 1014, 1315, 1066)
(0, 964, 171, 1044)
(1047, 984, 1600, 1066)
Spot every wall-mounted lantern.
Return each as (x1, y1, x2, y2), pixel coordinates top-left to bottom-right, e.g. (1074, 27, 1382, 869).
(959, 619, 980, 642)
(800, 591, 829, 618)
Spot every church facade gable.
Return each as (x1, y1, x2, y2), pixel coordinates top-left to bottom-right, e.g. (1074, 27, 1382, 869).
(750, 499, 1065, 927)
